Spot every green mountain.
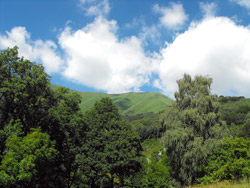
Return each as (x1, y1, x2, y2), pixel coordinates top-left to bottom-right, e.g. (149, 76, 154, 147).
(51, 84, 173, 116)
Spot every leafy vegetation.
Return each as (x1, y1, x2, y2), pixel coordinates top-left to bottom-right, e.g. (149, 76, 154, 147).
(130, 112, 166, 141)
(82, 97, 142, 187)
(0, 47, 142, 188)
(218, 96, 250, 137)
(163, 74, 229, 185)
(199, 137, 250, 184)
(1, 47, 250, 187)
(0, 127, 57, 187)
(133, 139, 171, 188)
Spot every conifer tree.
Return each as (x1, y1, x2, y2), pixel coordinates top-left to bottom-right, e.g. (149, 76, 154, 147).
(83, 98, 142, 188)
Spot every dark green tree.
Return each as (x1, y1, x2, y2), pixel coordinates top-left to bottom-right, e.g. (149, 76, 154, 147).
(0, 46, 53, 158)
(0, 47, 87, 187)
(163, 74, 229, 185)
(219, 98, 250, 126)
(47, 87, 87, 188)
(241, 118, 250, 137)
(82, 98, 142, 188)
(131, 112, 166, 141)
(0, 46, 53, 131)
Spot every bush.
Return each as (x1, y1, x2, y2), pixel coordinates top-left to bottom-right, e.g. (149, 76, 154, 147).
(200, 137, 250, 184)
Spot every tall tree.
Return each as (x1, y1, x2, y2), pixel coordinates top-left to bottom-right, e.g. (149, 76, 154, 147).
(163, 74, 229, 185)
(47, 87, 87, 188)
(0, 46, 52, 133)
(0, 46, 53, 160)
(0, 47, 87, 187)
(82, 98, 142, 188)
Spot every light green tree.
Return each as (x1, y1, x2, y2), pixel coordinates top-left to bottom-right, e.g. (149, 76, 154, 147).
(0, 127, 57, 188)
(200, 137, 250, 184)
(163, 74, 229, 185)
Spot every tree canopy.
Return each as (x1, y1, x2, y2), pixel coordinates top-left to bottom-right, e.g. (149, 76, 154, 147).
(200, 137, 250, 184)
(0, 127, 57, 188)
(2, 47, 249, 187)
(163, 74, 229, 185)
(0, 47, 87, 187)
(82, 98, 142, 188)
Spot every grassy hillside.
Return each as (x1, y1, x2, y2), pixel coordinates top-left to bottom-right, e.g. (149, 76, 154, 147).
(51, 84, 173, 115)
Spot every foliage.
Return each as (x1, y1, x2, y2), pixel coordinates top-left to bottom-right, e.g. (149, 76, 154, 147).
(138, 154, 170, 188)
(240, 119, 250, 138)
(0, 128, 57, 188)
(218, 96, 245, 103)
(0, 47, 86, 187)
(199, 137, 250, 184)
(3, 47, 250, 187)
(0, 46, 52, 134)
(219, 96, 250, 126)
(163, 74, 229, 185)
(0, 46, 53, 161)
(130, 112, 166, 141)
(46, 87, 87, 187)
(218, 96, 250, 137)
(82, 97, 142, 187)
(133, 139, 170, 188)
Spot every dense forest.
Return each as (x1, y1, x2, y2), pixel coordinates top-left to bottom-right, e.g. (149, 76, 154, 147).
(1, 47, 250, 188)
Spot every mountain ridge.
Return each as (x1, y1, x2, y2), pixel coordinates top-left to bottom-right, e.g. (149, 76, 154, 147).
(51, 84, 173, 116)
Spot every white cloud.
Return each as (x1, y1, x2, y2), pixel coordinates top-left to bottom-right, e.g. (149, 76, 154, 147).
(153, 2, 188, 30)
(125, 18, 161, 46)
(79, 0, 110, 17)
(58, 17, 154, 93)
(139, 24, 161, 46)
(200, 2, 217, 18)
(125, 18, 142, 29)
(231, 0, 250, 9)
(0, 27, 62, 73)
(156, 17, 250, 97)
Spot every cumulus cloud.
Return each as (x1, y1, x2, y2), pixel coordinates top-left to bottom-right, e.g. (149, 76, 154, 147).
(58, 17, 154, 93)
(0, 27, 62, 73)
(79, 0, 110, 17)
(200, 2, 217, 18)
(153, 2, 188, 29)
(231, 0, 250, 9)
(156, 17, 250, 97)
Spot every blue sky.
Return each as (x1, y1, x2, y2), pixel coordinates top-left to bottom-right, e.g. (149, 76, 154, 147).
(1, 0, 250, 98)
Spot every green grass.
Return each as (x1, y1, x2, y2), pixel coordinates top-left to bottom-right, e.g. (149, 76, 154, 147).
(51, 84, 173, 116)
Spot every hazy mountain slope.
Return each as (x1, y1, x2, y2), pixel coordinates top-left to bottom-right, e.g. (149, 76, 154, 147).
(51, 84, 173, 115)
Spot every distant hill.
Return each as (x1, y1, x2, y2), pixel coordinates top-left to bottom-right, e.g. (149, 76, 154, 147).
(51, 84, 173, 116)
